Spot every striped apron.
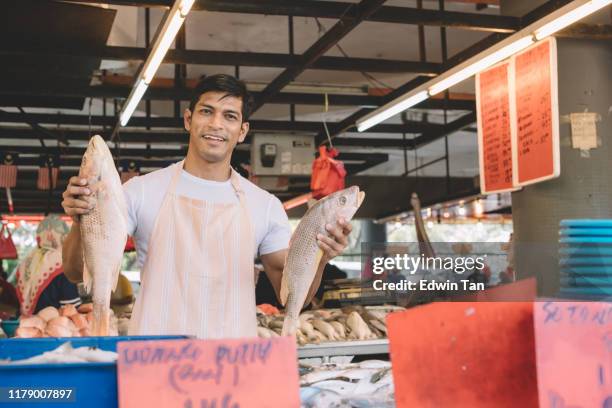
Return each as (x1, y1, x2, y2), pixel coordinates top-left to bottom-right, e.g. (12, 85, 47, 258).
(128, 161, 257, 338)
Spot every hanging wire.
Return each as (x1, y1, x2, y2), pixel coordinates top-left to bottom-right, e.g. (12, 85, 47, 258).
(313, 17, 392, 90)
(113, 100, 122, 168)
(321, 93, 334, 149)
(88, 97, 93, 136)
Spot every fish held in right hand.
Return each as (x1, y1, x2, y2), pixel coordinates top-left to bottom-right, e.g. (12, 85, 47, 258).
(61, 176, 96, 220)
(78, 135, 128, 336)
(280, 186, 365, 336)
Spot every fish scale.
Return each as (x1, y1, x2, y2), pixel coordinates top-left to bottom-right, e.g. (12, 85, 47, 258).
(79, 135, 128, 337)
(281, 186, 364, 336)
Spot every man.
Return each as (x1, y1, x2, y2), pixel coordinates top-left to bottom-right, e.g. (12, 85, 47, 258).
(61, 74, 352, 338)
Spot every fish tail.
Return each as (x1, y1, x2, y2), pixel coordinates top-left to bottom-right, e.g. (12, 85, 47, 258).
(91, 303, 110, 336)
(281, 314, 300, 336)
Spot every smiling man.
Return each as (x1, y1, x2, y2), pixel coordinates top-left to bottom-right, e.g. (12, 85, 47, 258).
(60, 74, 353, 339)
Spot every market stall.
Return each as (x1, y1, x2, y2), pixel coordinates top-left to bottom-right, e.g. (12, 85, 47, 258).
(0, 0, 610, 407)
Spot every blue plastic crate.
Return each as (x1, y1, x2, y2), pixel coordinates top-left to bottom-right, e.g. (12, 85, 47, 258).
(0, 335, 188, 408)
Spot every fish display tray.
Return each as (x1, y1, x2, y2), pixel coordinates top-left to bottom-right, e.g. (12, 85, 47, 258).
(0, 335, 187, 408)
(297, 339, 389, 359)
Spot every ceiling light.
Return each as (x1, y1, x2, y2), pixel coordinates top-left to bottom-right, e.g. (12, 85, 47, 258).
(119, 0, 194, 127)
(142, 12, 185, 84)
(120, 79, 148, 126)
(474, 199, 484, 218)
(357, 0, 611, 131)
(357, 90, 428, 132)
(535, 0, 612, 40)
(179, 0, 196, 16)
(428, 36, 534, 96)
(458, 205, 467, 217)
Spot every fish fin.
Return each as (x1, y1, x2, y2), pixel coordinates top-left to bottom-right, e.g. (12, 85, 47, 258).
(306, 198, 317, 209)
(82, 248, 92, 294)
(315, 248, 324, 268)
(91, 303, 110, 336)
(281, 314, 300, 336)
(112, 259, 122, 292)
(279, 269, 289, 307)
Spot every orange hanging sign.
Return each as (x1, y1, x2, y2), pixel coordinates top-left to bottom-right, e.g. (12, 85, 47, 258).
(476, 61, 518, 194)
(117, 337, 300, 408)
(510, 37, 560, 186)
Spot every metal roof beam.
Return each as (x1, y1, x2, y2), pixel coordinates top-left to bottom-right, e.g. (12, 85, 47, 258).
(0, 46, 440, 75)
(253, 0, 387, 113)
(0, 128, 421, 148)
(0, 86, 475, 110)
(0, 114, 444, 134)
(0, 85, 383, 107)
(311, 0, 568, 144)
(66, 0, 519, 32)
(413, 111, 476, 147)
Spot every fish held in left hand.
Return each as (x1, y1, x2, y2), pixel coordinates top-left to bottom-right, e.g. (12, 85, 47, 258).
(78, 135, 128, 336)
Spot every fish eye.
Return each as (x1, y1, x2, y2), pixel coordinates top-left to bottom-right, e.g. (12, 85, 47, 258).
(339, 196, 347, 205)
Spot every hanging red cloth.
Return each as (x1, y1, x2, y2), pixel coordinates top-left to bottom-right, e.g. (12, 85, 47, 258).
(310, 146, 346, 199)
(0, 154, 18, 213)
(37, 155, 59, 190)
(124, 236, 136, 252)
(37, 168, 59, 190)
(0, 223, 18, 260)
(0, 164, 17, 189)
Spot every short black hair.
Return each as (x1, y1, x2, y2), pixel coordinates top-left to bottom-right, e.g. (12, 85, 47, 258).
(188, 74, 253, 122)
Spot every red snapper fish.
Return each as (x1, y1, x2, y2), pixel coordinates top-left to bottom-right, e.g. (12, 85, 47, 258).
(280, 186, 365, 336)
(78, 135, 128, 336)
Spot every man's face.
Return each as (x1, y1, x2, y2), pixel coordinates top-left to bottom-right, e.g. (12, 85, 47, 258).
(184, 91, 249, 164)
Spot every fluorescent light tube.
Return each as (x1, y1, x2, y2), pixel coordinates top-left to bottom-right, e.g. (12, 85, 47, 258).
(142, 11, 185, 84)
(534, 0, 612, 40)
(356, 90, 428, 132)
(120, 0, 194, 127)
(120, 79, 148, 126)
(429, 36, 534, 96)
(180, 0, 196, 16)
(356, 0, 611, 132)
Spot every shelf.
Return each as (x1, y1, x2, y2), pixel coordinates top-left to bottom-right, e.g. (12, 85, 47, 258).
(297, 339, 389, 358)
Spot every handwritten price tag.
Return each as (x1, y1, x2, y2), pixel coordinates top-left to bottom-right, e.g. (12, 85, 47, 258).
(534, 301, 612, 408)
(117, 337, 300, 408)
(476, 60, 515, 193)
(511, 37, 560, 186)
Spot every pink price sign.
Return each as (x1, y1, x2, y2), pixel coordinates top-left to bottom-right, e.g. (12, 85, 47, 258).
(117, 337, 300, 408)
(534, 301, 612, 408)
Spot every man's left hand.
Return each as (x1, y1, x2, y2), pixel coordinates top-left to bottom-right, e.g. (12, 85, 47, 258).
(316, 218, 353, 262)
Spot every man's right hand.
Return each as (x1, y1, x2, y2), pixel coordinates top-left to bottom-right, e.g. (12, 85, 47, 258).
(61, 176, 95, 220)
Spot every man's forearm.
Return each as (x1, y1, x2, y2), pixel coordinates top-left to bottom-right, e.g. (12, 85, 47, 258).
(62, 222, 84, 283)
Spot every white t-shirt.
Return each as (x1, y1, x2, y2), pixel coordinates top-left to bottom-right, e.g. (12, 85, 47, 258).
(123, 164, 291, 268)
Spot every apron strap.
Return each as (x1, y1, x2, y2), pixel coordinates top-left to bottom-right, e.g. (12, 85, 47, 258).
(229, 169, 245, 202)
(229, 169, 254, 242)
(167, 160, 185, 195)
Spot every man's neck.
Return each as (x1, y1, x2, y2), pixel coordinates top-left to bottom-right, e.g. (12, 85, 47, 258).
(183, 152, 231, 182)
